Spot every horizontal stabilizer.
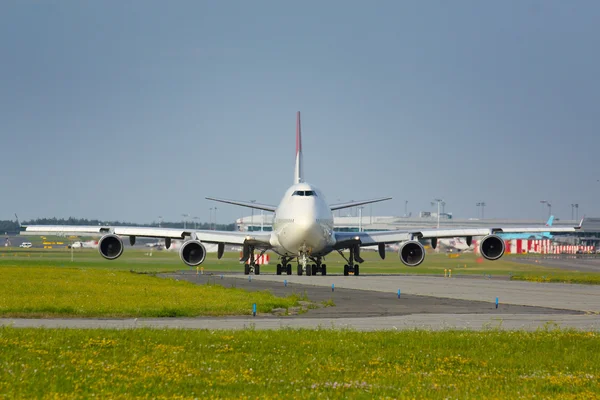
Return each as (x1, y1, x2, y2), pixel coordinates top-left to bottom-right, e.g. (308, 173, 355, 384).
(329, 197, 392, 211)
(206, 197, 277, 212)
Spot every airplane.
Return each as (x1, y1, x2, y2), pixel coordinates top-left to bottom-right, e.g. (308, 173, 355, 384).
(436, 237, 473, 253)
(145, 240, 166, 249)
(496, 215, 556, 240)
(21, 112, 581, 276)
(436, 216, 557, 252)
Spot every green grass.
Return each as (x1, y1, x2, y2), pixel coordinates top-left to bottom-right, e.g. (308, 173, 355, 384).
(0, 248, 188, 272)
(0, 327, 598, 399)
(511, 274, 600, 285)
(0, 266, 301, 318)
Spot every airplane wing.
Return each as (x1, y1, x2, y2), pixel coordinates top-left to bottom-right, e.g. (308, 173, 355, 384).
(205, 197, 277, 212)
(334, 225, 580, 246)
(329, 197, 392, 211)
(21, 225, 272, 247)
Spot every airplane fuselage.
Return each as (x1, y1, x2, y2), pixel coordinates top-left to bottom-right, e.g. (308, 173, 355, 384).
(270, 182, 335, 257)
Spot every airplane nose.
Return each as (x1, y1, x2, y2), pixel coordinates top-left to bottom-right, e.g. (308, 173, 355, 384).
(279, 216, 326, 253)
(294, 216, 315, 229)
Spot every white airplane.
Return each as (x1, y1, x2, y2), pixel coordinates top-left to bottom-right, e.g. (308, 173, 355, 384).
(145, 240, 166, 249)
(436, 237, 473, 253)
(21, 112, 581, 276)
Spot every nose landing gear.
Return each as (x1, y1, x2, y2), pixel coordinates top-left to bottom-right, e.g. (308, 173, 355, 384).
(299, 253, 310, 276)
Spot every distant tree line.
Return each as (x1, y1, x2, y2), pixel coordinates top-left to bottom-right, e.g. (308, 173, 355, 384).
(1, 218, 236, 234)
(0, 220, 19, 234)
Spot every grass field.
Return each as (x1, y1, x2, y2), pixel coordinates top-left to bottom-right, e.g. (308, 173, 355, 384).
(0, 266, 302, 318)
(0, 327, 598, 399)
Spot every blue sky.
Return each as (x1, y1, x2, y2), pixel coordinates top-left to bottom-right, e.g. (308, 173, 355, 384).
(1, 1, 599, 224)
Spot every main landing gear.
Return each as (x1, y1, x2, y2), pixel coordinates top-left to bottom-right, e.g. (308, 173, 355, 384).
(243, 246, 263, 275)
(276, 257, 293, 275)
(338, 247, 361, 276)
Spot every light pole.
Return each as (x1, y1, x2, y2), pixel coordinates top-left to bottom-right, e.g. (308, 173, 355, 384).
(540, 200, 552, 218)
(214, 207, 217, 230)
(441, 201, 446, 215)
(193, 216, 199, 230)
(209, 208, 213, 230)
(250, 200, 256, 232)
(404, 200, 408, 217)
(158, 216, 163, 228)
(571, 203, 579, 221)
(432, 198, 443, 229)
(476, 202, 486, 219)
(181, 213, 189, 229)
(358, 206, 364, 232)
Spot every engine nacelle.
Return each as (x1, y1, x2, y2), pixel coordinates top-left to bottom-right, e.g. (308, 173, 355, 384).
(399, 240, 426, 267)
(98, 234, 124, 260)
(179, 240, 207, 267)
(479, 234, 505, 260)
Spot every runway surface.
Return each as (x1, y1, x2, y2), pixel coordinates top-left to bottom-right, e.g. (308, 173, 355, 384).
(2, 272, 599, 331)
(215, 272, 600, 313)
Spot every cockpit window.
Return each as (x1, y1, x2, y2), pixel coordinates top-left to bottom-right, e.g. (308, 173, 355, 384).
(292, 190, 317, 197)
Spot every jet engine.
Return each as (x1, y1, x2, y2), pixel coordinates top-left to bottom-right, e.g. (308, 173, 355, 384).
(479, 234, 505, 260)
(179, 240, 207, 267)
(98, 234, 124, 260)
(399, 240, 425, 267)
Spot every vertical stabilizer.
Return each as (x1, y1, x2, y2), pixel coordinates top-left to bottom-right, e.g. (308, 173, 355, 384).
(294, 111, 304, 184)
(546, 215, 554, 227)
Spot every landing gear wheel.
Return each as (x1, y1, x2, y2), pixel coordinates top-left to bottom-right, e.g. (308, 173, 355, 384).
(306, 263, 312, 276)
(297, 265, 303, 276)
(322, 264, 327, 276)
(341, 246, 359, 277)
(255, 264, 260, 275)
(286, 264, 292, 275)
(311, 264, 317, 276)
(244, 264, 250, 275)
(276, 264, 282, 275)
